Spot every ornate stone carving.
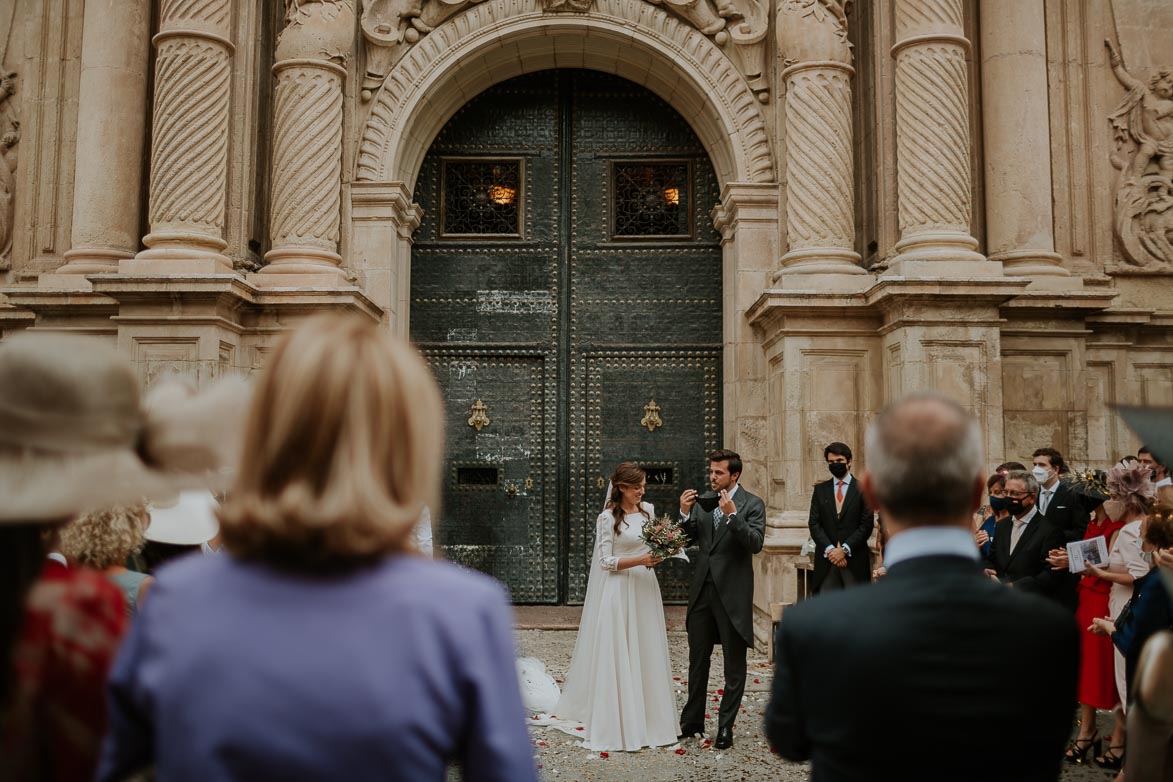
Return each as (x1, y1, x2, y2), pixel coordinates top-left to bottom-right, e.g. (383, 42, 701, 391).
(542, 0, 593, 10)
(356, 0, 775, 185)
(358, 0, 769, 102)
(774, 0, 862, 281)
(887, 0, 984, 268)
(0, 71, 19, 270)
(136, 0, 235, 269)
(262, 0, 354, 277)
(1106, 39, 1173, 269)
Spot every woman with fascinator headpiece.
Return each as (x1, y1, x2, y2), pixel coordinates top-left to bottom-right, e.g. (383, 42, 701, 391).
(1078, 461, 1157, 770)
(553, 462, 680, 751)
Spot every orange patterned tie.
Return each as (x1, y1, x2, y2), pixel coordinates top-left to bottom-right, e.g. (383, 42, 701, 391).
(836, 481, 845, 504)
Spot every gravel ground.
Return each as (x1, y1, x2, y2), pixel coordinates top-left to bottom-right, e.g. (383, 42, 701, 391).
(512, 629, 1122, 782)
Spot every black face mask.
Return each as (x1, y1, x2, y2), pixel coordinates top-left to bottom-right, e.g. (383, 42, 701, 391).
(1005, 497, 1029, 515)
(828, 462, 849, 479)
(988, 496, 1008, 513)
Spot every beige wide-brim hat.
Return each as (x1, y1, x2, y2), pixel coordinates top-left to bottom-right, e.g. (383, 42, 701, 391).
(0, 332, 250, 523)
(146, 490, 220, 545)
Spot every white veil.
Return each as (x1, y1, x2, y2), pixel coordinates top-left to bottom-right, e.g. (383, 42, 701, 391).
(553, 482, 615, 719)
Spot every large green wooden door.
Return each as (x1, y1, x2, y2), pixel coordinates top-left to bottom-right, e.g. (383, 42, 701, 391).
(411, 70, 723, 603)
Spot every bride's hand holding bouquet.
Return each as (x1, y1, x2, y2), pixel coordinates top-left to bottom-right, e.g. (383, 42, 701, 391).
(641, 514, 690, 566)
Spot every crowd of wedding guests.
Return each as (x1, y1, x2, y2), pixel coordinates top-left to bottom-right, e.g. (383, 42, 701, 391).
(1, 314, 1171, 782)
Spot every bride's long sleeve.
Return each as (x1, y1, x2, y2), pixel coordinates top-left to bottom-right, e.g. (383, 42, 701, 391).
(596, 514, 619, 571)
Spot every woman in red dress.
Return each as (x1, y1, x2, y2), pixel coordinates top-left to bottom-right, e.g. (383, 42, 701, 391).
(1049, 472, 1127, 764)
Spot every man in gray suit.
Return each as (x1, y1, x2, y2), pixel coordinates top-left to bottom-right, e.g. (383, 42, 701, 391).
(677, 449, 766, 749)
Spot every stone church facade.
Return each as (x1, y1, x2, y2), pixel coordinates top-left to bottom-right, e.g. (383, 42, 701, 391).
(0, 0, 1171, 646)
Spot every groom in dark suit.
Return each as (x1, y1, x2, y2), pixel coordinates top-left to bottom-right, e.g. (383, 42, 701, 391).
(808, 442, 875, 592)
(677, 449, 765, 749)
(766, 395, 1078, 781)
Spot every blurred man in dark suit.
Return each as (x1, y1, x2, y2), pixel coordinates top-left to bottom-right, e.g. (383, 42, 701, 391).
(808, 442, 875, 592)
(766, 394, 1078, 782)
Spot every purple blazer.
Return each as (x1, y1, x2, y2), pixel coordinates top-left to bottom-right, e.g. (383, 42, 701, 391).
(97, 553, 538, 782)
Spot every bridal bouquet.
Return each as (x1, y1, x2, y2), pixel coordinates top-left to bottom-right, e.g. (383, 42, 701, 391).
(642, 514, 690, 560)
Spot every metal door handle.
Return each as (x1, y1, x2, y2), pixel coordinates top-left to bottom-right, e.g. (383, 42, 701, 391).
(504, 482, 519, 498)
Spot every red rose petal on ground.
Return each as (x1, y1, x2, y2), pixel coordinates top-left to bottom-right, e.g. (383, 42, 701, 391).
(770, 748, 777, 754)
(717, 689, 724, 695)
(675, 748, 686, 755)
(576, 727, 584, 731)
(673, 677, 681, 681)
(704, 739, 712, 746)
(705, 713, 711, 718)
(538, 742, 547, 747)
(600, 752, 609, 759)
(753, 678, 760, 684)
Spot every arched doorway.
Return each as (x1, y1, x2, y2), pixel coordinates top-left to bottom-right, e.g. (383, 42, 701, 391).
(411, 70, 723, 603)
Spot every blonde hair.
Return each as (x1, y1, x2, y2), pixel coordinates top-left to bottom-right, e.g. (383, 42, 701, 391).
(218, 315, 444, 572)
(58, 503, 150, 569)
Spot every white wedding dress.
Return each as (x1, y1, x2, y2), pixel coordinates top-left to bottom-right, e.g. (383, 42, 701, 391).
(553, 502, 680, 751)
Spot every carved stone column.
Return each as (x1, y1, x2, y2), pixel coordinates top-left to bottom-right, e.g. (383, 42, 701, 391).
(775, 0, 867, 287)
(979, 0, 1074, 287)
(54, 0, 152, 278)
(256, 1, 354, 282)
(888, 0, 990, 273)
(129, 0, 235, 272)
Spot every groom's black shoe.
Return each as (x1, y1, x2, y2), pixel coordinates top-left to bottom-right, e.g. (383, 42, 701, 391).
(677, 724, 704, 740)
(715, 727, 734, 749)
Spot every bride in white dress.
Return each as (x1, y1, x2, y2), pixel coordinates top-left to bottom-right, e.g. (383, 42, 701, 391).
(554, 462, 681, 751)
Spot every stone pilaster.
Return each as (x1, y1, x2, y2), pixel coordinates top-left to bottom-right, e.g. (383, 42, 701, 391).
(349, 181, 422, 331)
(775, 0, 868, 287)
(255, 0, 354, 284)
(979, 0, 1076, 288)
(887, 0, 991, 274)
(127, 0, 235, 273)
(51, 0, 152, 283)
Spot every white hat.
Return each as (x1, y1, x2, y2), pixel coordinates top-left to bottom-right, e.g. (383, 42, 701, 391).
(146, 490, 220, 545)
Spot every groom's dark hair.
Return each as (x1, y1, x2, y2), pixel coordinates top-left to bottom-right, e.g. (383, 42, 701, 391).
(708, 449, 742, 479)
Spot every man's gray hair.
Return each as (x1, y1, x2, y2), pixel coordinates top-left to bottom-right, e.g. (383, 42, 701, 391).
(1004, 469, 1039, 496)
(864, 393, 984, 525)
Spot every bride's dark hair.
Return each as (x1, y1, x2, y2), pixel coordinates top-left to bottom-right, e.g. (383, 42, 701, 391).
(608, 462, 650, 534)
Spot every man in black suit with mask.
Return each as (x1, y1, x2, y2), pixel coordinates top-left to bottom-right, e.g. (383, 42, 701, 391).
(808, 442, 875, 592)
(766, 395, 1078, 781)
(677, 449, 765, 750)
(985, 470, 1066, 601)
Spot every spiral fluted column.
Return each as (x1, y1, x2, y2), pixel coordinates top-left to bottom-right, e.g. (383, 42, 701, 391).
(774, 1, 866, 287)
(129, 0, 235, 272)
(888, 0, 988, 272)
(55, 0, 152, 278)
(257, 1, 354, 281)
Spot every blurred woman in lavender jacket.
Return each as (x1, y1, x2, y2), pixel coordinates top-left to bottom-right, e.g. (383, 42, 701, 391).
(98, 315, 538, 782)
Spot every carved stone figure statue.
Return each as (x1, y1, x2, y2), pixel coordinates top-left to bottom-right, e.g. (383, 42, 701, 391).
(0, 71, 19, 268)
(1106, 39, 1173, 267)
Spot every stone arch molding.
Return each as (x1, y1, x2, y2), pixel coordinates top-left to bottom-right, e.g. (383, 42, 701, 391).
(354, 0, 776, 189)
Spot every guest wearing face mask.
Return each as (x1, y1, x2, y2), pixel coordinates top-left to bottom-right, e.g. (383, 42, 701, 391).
(1032, 448, 1090, 541)
(1137, 446, 1171, 489)
(1079, 462, 1156, 771)
(976, 473, 1010, 559)
(984, 470, 1065, 598)
(807, 443, 875, 593)
(1089, 488, 1173, 782)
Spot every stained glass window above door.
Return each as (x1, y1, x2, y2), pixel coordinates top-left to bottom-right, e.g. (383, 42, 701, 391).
(611, 161, 692, 238)
(440, 158, 523, 237)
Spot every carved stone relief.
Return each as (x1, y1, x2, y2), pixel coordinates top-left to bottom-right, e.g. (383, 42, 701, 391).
(0, 71, 18, 269)
(359, 0, 770, 102)
(1106, 39, 1173, 269)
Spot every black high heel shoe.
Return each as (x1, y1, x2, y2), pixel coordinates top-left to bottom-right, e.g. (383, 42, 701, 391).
(1063, 732, 1099, 765)
(1095, 744, 1125, 770)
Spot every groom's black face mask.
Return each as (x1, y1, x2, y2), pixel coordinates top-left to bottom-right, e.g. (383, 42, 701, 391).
(828, 462, 849, 479)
